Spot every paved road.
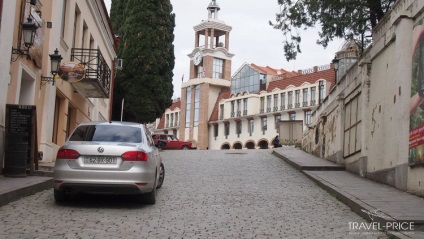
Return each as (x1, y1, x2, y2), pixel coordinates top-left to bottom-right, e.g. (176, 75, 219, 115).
(0, 150, 385, 238)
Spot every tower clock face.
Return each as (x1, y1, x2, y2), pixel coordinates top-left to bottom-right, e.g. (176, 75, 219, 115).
(193, 51, 203, 66)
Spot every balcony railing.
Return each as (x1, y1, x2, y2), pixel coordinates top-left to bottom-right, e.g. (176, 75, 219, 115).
(295, 103, 300, 108)
(220, 115, 224, 120)
(273, 107, 278, 112)
(237, 111, 241, 116)
(288, 104, 293, 109)
(281, 105, 285, 110)
(266, 108, 271, 113)
(70, 48, 111, 98)
(231, 112, 235, 117)
(303, 102, 308, 107)
(310, 100, 316, 106)
(260, 109, 264, 113)
(243, 110, 247, 116)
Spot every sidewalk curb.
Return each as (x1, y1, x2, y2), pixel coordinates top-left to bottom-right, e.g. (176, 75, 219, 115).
(271, 150, 345, 171)
(0, 178, 53, 207)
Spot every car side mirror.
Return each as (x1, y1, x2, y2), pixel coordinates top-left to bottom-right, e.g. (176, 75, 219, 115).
(156, 140, 166, 148)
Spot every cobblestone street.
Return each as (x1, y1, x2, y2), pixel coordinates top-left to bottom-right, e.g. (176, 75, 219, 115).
(0, 150, 383, 238)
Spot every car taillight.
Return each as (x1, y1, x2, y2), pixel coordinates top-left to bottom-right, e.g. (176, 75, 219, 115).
(121, 151, 148, 161)
(57, 149, 80, 160)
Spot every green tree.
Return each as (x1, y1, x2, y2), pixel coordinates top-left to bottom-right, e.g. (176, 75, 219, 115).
(110, 0, 175, 123)
(270, 0, 395, 61)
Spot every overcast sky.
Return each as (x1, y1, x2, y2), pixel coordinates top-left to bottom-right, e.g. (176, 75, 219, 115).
(104, 0, 344, 98)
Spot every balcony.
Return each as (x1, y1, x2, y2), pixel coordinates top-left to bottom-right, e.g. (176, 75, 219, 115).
(243, 110, 247, 116)
(266, 108, 271, 113)
(260, 109, 264, 113)
(288, 104, 293, 109)
(303, 102, 308, 107)
(231, 112, 235, 117)
(70, 48, 111, 98)
(310, 100, 316, 106)
(273, 107, 278, 112)
(220, 115, 224, 120)
(281, 105, 285, 110)
(237, 111, 241, 116)
(295, 103, 300, 108)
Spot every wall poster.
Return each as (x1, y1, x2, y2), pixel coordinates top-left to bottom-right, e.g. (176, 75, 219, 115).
(409, 18, 424, 165)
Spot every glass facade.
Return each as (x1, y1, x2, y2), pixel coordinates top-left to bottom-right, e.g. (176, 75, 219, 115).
(231, 64, 261, 94)
(185, 87, 191, 127)
(194, 85, 200, 126)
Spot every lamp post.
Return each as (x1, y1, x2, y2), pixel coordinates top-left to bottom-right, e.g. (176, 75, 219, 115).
(11, 17, 38, 60)
(332, 55, 340, 82)
(41, 48, 63, 87)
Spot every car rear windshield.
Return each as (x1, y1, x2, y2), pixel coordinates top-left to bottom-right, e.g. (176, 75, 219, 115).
(69, 125, 142, 143)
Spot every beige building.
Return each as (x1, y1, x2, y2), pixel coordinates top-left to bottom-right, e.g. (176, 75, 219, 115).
(0, 0, 116, 174)
(302, 0, 424, 196)
(155, 0, 337, 150)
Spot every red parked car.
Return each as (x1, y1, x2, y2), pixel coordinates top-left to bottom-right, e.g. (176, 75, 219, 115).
(152, 134, 194, 150)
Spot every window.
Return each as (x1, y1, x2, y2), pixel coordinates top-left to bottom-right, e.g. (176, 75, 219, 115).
(213, 58, 224, 78)
(185, 87, 191, 127)
(224, 122, 230, 138)
(295, 90, 300, 108)
(231, 64, 261, 94)
(243, 99, 248, 115)
(173, 129, 177, 137)
(288, 91, 293, 109)
(236, 121, 242, 136)
(214, 124, 219, 138)
(319, 81, 324, 103)
(61, 0, 68, 38)
(237, 99, 242, 116)
(194, 85, 200, 126)
(248, 119, 254, 136)
(311, 87, 316, 106)
(220, 104, 224, 120)
(197, 65, 204, 78)
(275, 115, 281, 129)
(231, 100, 235, 117)
(170, 114, 174, 127)
(69, 125, 142, 143)
(267, 95, 272, 112)
(175, 112, 179, 126)
(166, 114, 169, 128)
(72, 8, 81, 49)
(260, 97, 265, 113)
(280, 93, 286, 110)
(305, 111, 311, 126)
(289, 113, 296, 121)
(261, 117, 267, 132)
(303, 89, 308, 107)
(344, 93, 362, 157)
(273, 94, 278, 111)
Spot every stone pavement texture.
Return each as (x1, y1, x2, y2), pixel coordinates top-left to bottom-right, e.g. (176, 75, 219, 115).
(0, 148, 422, 238)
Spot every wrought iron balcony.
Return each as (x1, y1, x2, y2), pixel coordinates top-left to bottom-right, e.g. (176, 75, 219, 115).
(281, 105, 285, 110)
(310, 100, 316, 106)
(273, 107, 278, 112)
(70, 48, 111, 98)
(303, 102, 308, 107)
(295, 103, 300, 108)
(243, 110, 247, 116)
(237, 111, 241, 116)
(288, 104, 293, 109)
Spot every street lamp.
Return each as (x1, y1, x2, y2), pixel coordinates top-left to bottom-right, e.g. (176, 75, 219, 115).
(11, 17, 38, 59)
(41, 49, 63, 87)
(332, 55, 340, 82)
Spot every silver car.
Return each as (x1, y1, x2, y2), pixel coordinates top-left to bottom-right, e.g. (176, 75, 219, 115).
(53, 121, 165, 204)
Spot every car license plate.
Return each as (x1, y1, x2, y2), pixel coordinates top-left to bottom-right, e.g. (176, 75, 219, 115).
(84, 156, 117, 164)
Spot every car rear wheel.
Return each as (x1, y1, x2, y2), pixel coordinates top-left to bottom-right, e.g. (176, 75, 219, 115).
(143, 185, 156, 205)
(54, 189, 68, 203)
(181, 145, 189, 150)
(156, 164, 165, 189)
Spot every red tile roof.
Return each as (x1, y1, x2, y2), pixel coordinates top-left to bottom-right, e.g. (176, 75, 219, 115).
(251, 64, 298, 78)
(267, 68, 335, 92)
(209, 87, 231, 122)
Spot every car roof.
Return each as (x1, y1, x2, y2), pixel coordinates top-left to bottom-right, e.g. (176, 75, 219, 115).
(78, 121, 144, 127)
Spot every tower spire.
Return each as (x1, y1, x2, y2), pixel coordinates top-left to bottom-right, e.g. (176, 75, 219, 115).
(207, 0, 220, 19)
